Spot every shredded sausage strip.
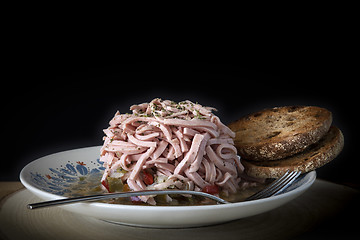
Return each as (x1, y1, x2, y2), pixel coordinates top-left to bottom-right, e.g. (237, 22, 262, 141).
(100, 98, 245, 205)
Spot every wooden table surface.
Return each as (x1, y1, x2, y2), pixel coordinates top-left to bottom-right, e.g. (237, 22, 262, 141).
(0, 180, 359, 240)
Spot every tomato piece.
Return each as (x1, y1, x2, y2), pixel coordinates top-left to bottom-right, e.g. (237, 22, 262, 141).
(202, 185, 219, 195)
(142, 170, 154, 185)
(101, 179, 110, 192)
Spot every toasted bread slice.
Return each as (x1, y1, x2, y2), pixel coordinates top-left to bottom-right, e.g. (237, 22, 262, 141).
(241, 126, 344, 178)
(228, 106, 332, 161)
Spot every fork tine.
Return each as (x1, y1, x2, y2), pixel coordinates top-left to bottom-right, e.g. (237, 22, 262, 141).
(272, 171, 301, 196)
(250, 171, 294, 199)
(245, 170, 301, 201)
(260, 171, 301, 198)
(246, 170, 290, 201)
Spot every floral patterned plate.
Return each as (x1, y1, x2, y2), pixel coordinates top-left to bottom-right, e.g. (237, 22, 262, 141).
(20, 146, 316, 228)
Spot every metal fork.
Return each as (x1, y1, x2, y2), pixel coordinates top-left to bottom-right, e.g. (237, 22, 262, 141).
(245, 170, 302, 201)
(27, 170, 301, 209)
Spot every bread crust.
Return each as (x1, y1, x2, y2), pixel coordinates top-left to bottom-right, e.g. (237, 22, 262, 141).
(241, 126, 344, 178)
(228, 106, 332, 161)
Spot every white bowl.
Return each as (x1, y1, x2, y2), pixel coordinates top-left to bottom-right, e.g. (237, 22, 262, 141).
(20, 146, 316, 228)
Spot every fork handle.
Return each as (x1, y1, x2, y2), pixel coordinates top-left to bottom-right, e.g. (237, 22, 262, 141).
(27, 190, 230, 209)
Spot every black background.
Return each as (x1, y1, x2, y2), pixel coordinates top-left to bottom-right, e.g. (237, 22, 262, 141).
(3, 58, 357, 188)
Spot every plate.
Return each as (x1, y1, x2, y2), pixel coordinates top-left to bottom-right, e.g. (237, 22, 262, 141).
(20, 146, 316, 228)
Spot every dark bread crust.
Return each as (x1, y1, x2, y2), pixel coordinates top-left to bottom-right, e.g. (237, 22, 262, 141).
(228, 106, 332, 161)
(241, 126, 344, 178)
